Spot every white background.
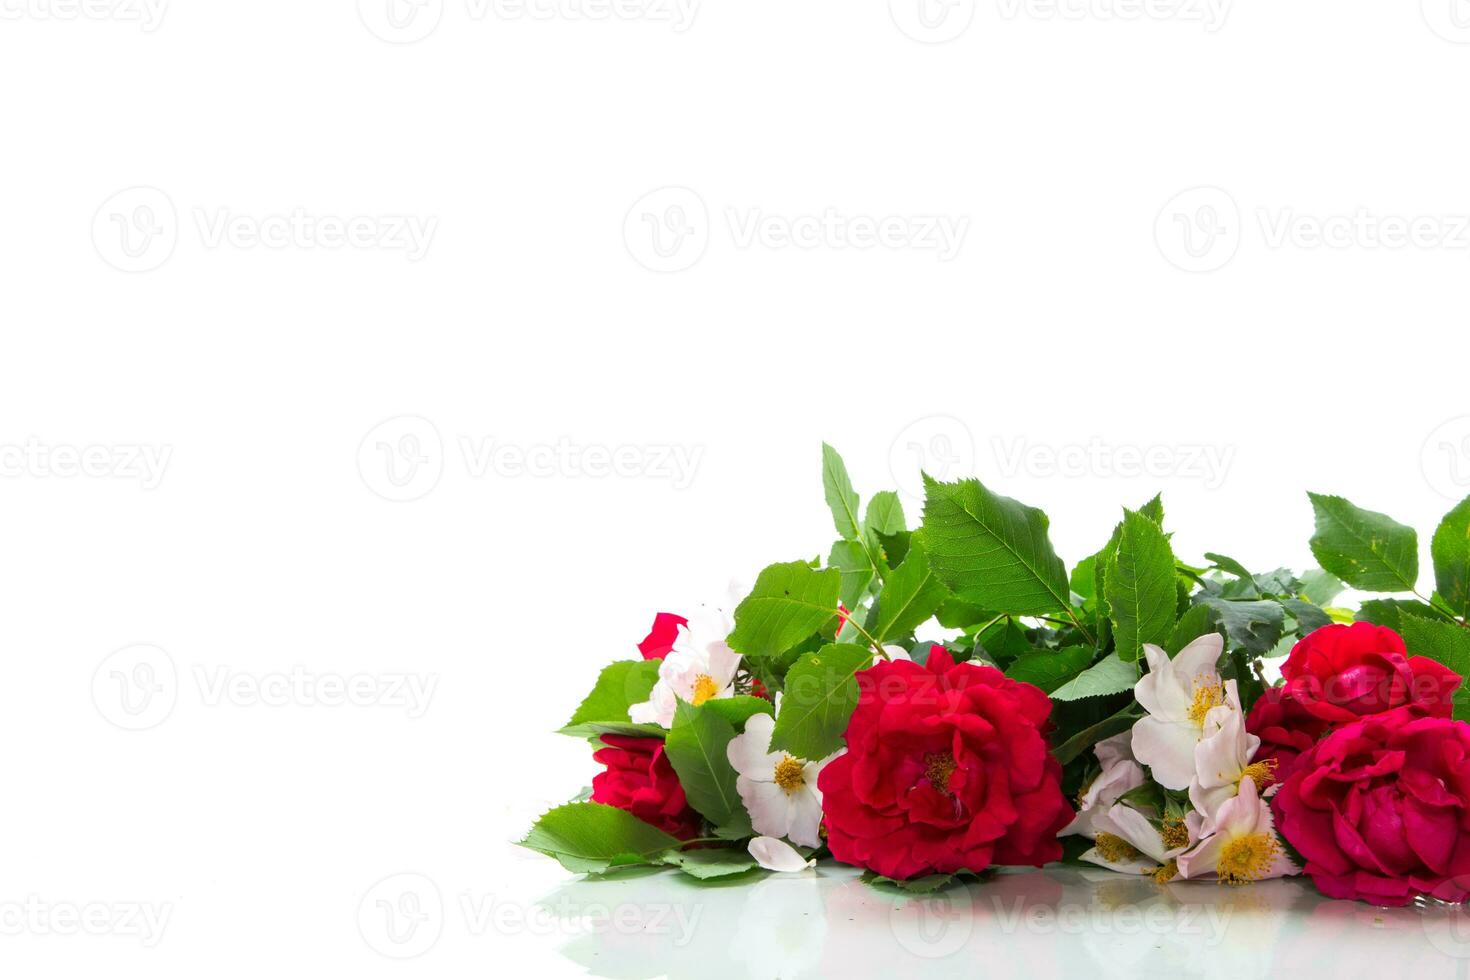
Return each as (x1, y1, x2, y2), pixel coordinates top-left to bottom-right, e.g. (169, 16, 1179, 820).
(4, 1, 1470, 976)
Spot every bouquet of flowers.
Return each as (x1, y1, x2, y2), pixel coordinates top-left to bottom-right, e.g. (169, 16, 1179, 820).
(521, 445, 1470, 906)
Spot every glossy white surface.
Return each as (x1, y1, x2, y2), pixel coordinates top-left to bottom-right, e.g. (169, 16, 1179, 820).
(518, 864, 1470, 979)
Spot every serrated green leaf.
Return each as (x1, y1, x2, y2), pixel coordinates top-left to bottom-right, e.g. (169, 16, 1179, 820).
(665, 701, 747, 834)
(1308, 493, 1419, 593)
(729, 562, 842, 659)
(769, 643, 873, 761)
(519, 802, 682, 873)
(862, 871, 960, 892)
(920, 475, 1071, 617)
(1051, 703, 1141, 765)
(1195, 596, 1284, 657)
(1432, 496, 1470, 620)
(1298, 568, 1346, 607)
(871, 540, 949, 643)
(1139, 494, 1165, 527)
(1050, 652, 1137, 701)
(1398, 616, 1470, 721)
(700, 696, 774, 729)
(829, 540, 876, 609)
(822, 443, 862, 542)
(864, 491, 905, 538)
(665, 848, 758, 880)
(1282, 598, 1332, 634)
(560, 660, 662, 738)
(1004, 645, 1094, 693)
(1167, 603, 1219, 655)
(1203, 552, 1260, 598)
(1107, 509, 1177, 662)
(1355, 598, 1439, 630)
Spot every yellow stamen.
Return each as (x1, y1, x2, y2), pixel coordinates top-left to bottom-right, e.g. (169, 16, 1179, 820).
(1152, 859, 1179, 884)
(773, 756, 805, 793)
(1094, 833, 1141, 863)
(1216, 832, 1281, 885)
(923, 752, 958, 794)
(1187, 678, 1227, 726)
(1160, 817, 1189, 851)
(1241, 759, 1278, 791)
(691, 674, 718, 706)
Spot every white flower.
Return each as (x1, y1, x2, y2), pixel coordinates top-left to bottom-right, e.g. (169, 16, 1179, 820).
(1188, 699, 1265, 821)
(747, 836, 816, 873)
(1176, 778, 1297, 884)
(628, 606, 741, 727)
(1130, 633, 1229, 790)
(1063, 732, 1147, 837)
(1080, 803, 1195, 879)
(726, 713, 837, 848)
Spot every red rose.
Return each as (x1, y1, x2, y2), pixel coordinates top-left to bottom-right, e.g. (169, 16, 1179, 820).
(637, 613, 687, 660)
(1245, 686, 1330, 782)
(1272, 707, 1470, 906)
(1276, 623, 1460, 723)
(590, 735, 702, 839)
(817, 648, 1072, 880)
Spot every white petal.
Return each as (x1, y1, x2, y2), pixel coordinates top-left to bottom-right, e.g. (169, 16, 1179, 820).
(748, 836, 815, 874)
(707, 640, 742, 688)
(727, 714, 782, 778)
(1097, 804, 1169, 863)
(1173, 632, 1225, 679)
(1130, 716, 1199, 791)
(1079, 846, 1158, 876)
(786, 788, 825, 849)
(1135, 644, 1190, 721)
(1094, 731, 1136, 771)
(628, 683, 675, 727)
(739, 779, 796, 840)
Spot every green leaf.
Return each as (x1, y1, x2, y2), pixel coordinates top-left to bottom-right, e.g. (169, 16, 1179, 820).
(1282, 598, 1332, 634)
(1070, 554, 1098, 604)
(665, 701, 747, 834)
(1139, 493, 1165, 527)
(1050, 652, 1137, 701)
(700, 696, 774, 729)
(920, 475, 1071, 617)
(1307, 493, 1419, 593)
(1052, 704, 1141, 765)
(1432, 496, 1470, 620)
(729, 562, 842, 659)
(1298, 569, 1346, 607)
(935, 596, 994, 629)
(519, 802, 681, 874)
(862, 871, 962, 892)
(1399, 617, 1470, 721)
(1167, 603, 1219, 655)
(769, 643, 873, 761)
(871, 540, 950, 643)
(829, 540, 876, 609)
(1203, 552, 1260, 598)
(1356, 597, 1441, 630)
(1003, 645, 1093, 693)
(864, 491, 906, 538)
(1195, 596, 1285, 657)
(1106, 509, 1177, 662)
(822, 443, 862, 541)
(560, 660, 662, 738)
(665, 848, 758, 880)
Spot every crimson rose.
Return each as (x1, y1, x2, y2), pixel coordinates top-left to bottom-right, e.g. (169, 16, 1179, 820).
(1248, 623, 1461, 778)
(637, 613, 687, 660)
(1272, 707, 1470, 905)
(590, 735, 702, 839)
(817, 649, 1072, 880)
